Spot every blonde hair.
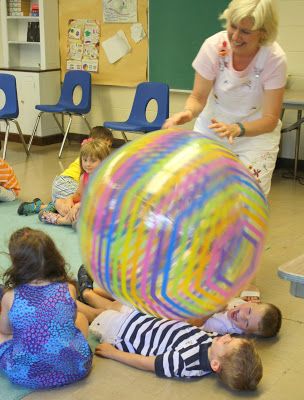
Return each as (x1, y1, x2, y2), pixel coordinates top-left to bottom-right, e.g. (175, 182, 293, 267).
(220, 0, 278, 45)
(80, 139, 111, 174)
(217, 339, 263, 390)
(257, 303, 282, 338)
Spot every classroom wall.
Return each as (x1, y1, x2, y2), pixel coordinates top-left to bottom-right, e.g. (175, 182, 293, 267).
(0, 1, 303, 159)
(278, 0, 304, 159)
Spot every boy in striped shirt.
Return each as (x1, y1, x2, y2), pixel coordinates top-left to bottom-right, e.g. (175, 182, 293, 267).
(76, 271, 262, 391)
(0, 158, 20, 201)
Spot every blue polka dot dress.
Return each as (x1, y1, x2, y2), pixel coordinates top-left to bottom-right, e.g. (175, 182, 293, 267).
(0, 282, 92, 389)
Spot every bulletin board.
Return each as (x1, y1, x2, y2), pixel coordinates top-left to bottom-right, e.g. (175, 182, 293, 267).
(59, 0, 148, 86)
(149, 0, 229, 91)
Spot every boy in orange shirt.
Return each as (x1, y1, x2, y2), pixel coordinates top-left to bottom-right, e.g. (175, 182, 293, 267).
(0, 158, 20, 201)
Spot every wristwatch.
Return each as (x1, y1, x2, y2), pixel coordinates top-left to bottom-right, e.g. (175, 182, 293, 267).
(236, 122, 246, 137)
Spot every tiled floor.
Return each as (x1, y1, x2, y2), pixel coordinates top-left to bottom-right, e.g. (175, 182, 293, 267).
(3, 142, 304, 400)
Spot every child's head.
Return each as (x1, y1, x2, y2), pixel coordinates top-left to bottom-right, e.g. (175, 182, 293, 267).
(209, 334, 263, 391)
(80, 138, 111, 175)
(4, 227, 69, 288)
(227, 302, 282, 337)
(89, 126, 113, 147)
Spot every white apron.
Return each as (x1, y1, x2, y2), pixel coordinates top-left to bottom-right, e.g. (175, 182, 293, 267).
(194, 46, 281, 195)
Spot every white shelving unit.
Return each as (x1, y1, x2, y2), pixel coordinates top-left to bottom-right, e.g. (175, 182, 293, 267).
(0, 0, 61, 137)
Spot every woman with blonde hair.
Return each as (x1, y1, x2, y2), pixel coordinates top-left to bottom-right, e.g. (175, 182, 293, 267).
(163, 0, 287, 195)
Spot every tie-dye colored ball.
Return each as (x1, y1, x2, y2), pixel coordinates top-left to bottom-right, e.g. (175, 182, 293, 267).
(79, 130, 268, 320)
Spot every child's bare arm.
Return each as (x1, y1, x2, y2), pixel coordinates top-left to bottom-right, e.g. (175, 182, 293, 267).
(187, 316, 210, 326)
(95, 343, 156, 372)
(0, 291, 13, 335)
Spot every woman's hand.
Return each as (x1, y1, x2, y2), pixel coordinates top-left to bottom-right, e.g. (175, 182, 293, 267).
(162, 110, 193, 129)
(208, 118, 242, 144)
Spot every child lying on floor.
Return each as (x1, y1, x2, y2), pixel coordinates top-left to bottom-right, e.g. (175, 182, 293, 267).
(77, 266, 282, 339)
(189, 295, 282, 338)
(76, 267, 263, 391)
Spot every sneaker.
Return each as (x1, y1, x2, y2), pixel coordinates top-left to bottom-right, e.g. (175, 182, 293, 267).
(77, 265, 94, 302)
(44, 201, 57, 213)
(17, 198, 42, 216)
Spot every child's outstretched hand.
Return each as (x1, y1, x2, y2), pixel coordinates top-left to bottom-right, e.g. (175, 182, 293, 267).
(95, 343, 117, 359)
(240, 285, 261, 303)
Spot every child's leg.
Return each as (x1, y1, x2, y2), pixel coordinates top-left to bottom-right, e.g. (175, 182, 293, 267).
(0, 187, 16, 202)
(77, 300, 105, 323)
(75, 311, 89, 338)
(93, 287, 115, 301)
(52, 175, 79, 215)
(55, 197, 74, 216)
(38, 210, 72, 226)
(17, 198, 56, 215)
(82, 288, 122, 312)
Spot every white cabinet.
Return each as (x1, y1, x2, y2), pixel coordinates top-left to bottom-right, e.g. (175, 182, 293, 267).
(0, 69, 61, 136)
(1, 0, 60, 69)
(0, 0, 61, 138)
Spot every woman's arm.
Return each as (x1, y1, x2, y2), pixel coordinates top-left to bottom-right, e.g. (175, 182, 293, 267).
(209, 87, 285, 143)
(162, 73, 213, 129)
(95, 343, 156, 372)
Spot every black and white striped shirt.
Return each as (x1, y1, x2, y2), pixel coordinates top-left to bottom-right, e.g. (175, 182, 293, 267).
(115, 311, 214, 379)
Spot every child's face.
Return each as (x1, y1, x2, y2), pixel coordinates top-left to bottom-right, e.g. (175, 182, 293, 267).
(209, 334, 244, 360)
(81, 156, 101, 174)
(227, 303, 266, 333)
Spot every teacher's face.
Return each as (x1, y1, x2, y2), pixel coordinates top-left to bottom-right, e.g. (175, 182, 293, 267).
(227, 17, 263, 57)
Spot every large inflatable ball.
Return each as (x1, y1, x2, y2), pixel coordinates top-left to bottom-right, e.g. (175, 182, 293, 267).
(79, 130, 268, 320)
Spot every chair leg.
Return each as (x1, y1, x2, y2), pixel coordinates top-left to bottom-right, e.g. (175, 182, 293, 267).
(27, 112, 43, 152)
(122, 131, 128, 142)
(12, 119, 29, 156)
(81, 115, 92, 133)
(2, 121, 10, 160)
(58, 115, 73, 158)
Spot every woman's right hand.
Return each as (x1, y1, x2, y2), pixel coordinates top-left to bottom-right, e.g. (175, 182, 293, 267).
(162, 110, 193, 129)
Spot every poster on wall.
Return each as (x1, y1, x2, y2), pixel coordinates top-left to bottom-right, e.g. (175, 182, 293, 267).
(67, 19, 100, 72)
(103, 0, 137, 23)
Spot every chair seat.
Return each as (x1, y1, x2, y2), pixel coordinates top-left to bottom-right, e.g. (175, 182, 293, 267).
(36, 104, 67, 113)
(36, 103, 90, 114)
(0, 110, 18, 119)
(104, 120, 162, 133)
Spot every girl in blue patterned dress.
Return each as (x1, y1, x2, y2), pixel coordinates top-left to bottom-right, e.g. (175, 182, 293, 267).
(0, 227, 92, 389)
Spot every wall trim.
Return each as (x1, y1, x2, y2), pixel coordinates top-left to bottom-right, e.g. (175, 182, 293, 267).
(0, 132, 125, 148)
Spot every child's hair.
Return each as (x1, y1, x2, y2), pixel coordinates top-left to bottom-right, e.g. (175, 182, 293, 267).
(217, 338, 263, 391)
(80, 138, 111, 175)
(257, 303, 282, 338)
(3, 227, 70, 288)
(89, 126, 113, 145)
